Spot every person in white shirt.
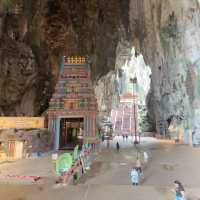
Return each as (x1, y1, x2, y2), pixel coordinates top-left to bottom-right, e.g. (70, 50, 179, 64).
(131, 167, 139, 185)
(143, 151, 148, 163)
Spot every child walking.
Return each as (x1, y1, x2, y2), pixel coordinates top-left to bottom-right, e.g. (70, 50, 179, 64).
(131, 167, 139, 186)
(173, 180, 185, 200)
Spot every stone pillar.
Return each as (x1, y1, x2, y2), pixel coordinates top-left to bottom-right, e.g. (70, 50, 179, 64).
(84, 116, 88, 137)
(92, 115, 95, 137)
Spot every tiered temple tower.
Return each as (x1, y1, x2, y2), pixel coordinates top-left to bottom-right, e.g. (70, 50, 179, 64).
(48, 57, 98, 150)
(111, 92, 138, 137)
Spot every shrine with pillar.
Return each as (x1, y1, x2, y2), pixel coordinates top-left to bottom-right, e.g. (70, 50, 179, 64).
(111, 92, 138, 138)
(48, 57, 98, 150)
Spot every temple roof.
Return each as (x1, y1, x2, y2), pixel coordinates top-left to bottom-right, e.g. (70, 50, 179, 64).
(48, 56, 97, 116)
(64, 56, 89, 67)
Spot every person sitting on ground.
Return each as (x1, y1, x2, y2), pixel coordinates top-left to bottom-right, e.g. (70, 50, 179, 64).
(173, 180, 185, 200)
(131, 167, 139, 186)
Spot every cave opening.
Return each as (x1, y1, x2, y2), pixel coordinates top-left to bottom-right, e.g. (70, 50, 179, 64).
(110, 46, 152, 136)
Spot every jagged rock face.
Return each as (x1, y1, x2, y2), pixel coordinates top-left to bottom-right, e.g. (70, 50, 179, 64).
(0, 36, 52, 116)
(1, 0, 200, 134)
(129, 0, 200, 132)
(95, 71, 120, 114)
(0, 0, 53, 116)
(0, 0, 129, 116)
(44, 0, 129, 80)
(0, 37, 37, 115)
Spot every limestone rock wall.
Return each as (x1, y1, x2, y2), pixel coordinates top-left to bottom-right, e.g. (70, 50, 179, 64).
(0, 0, 200, 135)
(43, 0, 129, 80)
(0, 0, 54, 116)
(95, 71, 120, 114)
(129, 0, 200, 132)
(0, 0, 129, 116)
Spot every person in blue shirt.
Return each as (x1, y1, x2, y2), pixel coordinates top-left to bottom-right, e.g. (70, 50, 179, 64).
(173, 180, 185, 200)
(131, 167, 139, 185)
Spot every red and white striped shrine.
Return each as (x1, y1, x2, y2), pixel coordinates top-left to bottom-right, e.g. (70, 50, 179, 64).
(111, 92, 138, 137)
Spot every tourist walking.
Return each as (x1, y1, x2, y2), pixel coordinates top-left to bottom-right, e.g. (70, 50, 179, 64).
(136, 157, 142, 175)
(173, 180, 185, 200)
(131, 167, 139, 185)
(116, 142, 120, 152)
(135, 154, 145, 183)
(143, 151, 148, 164)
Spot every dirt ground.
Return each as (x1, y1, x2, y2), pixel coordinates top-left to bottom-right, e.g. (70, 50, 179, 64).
(0, 137, 200, 200)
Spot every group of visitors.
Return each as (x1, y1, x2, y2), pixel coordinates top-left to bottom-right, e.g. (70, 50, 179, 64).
(130, 152, 185, 200)
(115, 140, 185, 200)
(122, 135, 129, 140)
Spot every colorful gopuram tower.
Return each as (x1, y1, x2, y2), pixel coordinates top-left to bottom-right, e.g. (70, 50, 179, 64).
(48, 57, 98, 150)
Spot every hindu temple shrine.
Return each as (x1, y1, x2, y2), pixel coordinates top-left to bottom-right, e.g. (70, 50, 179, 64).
(111, 92, 138, 137)
(48, 57, 98, 150)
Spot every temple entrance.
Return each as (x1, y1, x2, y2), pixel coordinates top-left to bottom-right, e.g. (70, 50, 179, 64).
(59, 117, 84, 150)
(48, 57, 97, 150)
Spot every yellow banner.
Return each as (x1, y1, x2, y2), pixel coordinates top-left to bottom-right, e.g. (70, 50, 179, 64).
(0, 117, 44, 129)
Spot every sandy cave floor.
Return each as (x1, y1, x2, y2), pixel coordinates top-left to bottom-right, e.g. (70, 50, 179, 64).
(0, 137, 200, 200)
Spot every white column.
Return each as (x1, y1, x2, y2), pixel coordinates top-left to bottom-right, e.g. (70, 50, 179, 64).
(121, 106, 124, 133)
(129, 115, 131, 134)
(114, 110, 117, 131)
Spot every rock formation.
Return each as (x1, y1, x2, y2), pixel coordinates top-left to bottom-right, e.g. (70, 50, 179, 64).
(0, 0, 200, 135)
(129, 0, 200, 134)
(0, 0, 52, 116)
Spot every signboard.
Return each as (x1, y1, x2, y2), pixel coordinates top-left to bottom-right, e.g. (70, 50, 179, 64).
(0, 117, 44, 129)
